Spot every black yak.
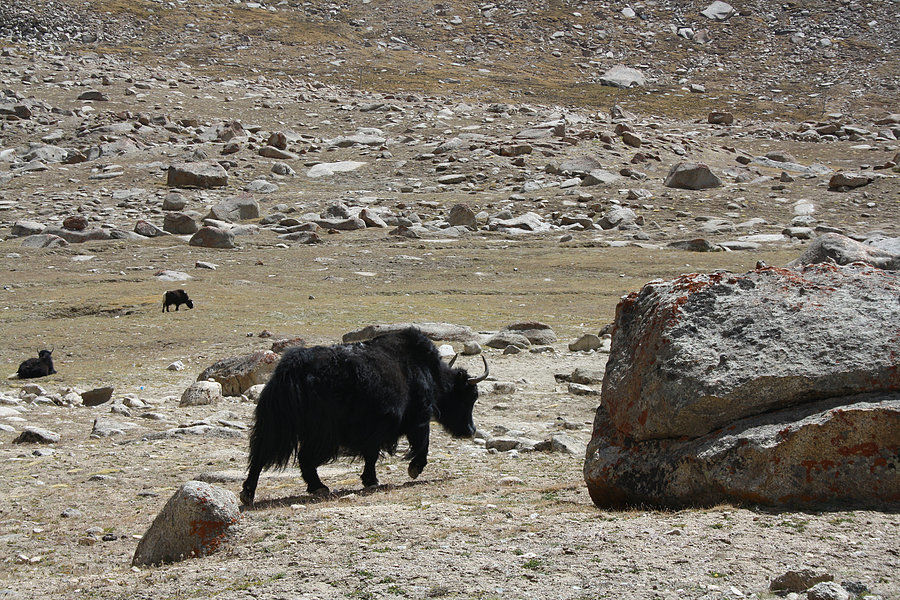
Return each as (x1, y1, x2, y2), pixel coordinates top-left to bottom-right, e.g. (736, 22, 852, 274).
(17, 349, 56, 379)
(240, 328, 488, 505)
(162, 289, 193, 312)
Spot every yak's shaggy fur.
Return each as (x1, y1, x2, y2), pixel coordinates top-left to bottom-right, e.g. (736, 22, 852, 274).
(241, 328, 485, 505)
(17, 349, 56, 379)
(162, 289, 193, 312)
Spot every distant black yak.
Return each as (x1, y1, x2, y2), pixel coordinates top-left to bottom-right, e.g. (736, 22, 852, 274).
(241, 328, 488, 505)
(17, 349, 56, 379)
(162, 289, 193, 312)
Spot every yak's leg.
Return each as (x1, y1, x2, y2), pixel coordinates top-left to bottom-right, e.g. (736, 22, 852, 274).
(361, 448, 379, 488)
(240, 463, 262, 506)
(298, 448, 329, 495)
(406, 422, 430, 479)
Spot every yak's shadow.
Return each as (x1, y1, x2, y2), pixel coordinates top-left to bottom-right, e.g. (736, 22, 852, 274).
(241, 477, 451, 512)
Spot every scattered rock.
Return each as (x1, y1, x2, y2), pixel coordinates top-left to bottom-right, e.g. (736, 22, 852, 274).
(180, 381, 223, 407)
(342, 323, 479, 343)
(771, 568, 834, 593)
(167, 162, 228, 189)
(500, 322, 557, 345)
(81, 387, 114, 406)
(569, 334, 602, 352)
(189, 226, 235, 249)
(599, 65, 646, 88)
(788, 233, 899, 270)
(663, 162, 722, 190)
(13, 427, 60, 444)
(132, 481, 240, 566)
(197, 351, 279, 396)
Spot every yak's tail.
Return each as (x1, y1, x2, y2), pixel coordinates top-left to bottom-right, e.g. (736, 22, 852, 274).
(247, 366, 304, 473)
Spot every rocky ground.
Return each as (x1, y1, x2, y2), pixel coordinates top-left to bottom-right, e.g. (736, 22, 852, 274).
(1, 0, 898, 599)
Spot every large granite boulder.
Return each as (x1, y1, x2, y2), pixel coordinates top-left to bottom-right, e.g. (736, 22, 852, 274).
(198, 350, 279, 396)
(132, 481, 240, 566)
(584, 263, 900, 509)
(788, 233, 899, 270)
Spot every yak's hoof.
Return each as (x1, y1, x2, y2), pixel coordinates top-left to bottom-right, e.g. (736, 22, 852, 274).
(239, 489, 255, 506)
(362, 478, 379, 489)
(308, 485, 330, 496)
(408, 463, 424, 479)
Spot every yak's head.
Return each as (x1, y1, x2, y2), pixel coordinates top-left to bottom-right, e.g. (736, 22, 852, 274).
(186, 299, 194, 309)
(38, 349, 53, 361)
(436, 355, 488, 438)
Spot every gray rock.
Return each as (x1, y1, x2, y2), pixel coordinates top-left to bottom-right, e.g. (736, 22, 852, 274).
(10, 221, 44, 237)
(701, 1, 736, 20)
(663, 162, 722, 190)
(807, 582, 850, 600)
(167, 162, 228, 189)
(132, 481, 240, 566)
(667, 238, 721, 252)
(485, 331, 531, 349)
(20, 234, 68, 248)
(343, 323, 479, 343)
(448, 204, 477, 228)
(197, 351, 278, 397)
(77, 90, 108, 101)
(545, 433, 586, 455)
(491, 212, 550, 233)
(162, 193, 188, 211)
(598, 207, 637, 230)
(13, 427, 60, 444)
(180, 381, 223, 407)
(828, 172, 873, 191)
(462, 341, 482, 355)
(599, 65, 646, 88)
(558, 156, 603, 176)
(568, 383, 599, 396)
(585, 263, 900, 509)
(708, 111, 734, 125)
(91, 417, 134, 438)
(208, 197, 260, 222)
(134, 220, 168, 238)
(42, 227, 111, 243)
(569, 334, 602, 352)
(581, 169, 620, 186)
(81, 387, 114, 406)
(306, 161, 366, 178)
(314, 217, 366, 231)
(244, 179, 279, 194)
(359, 209, 387, 228)
(600, 264, 899, 442)
(570, 367, 604, 385)
(437, 173, 468, 185)
(189, 227, 235, 249)
(500, 321, 557, 345)
(258, 146, 298, 160)
(163, 212, 200, 235)
(771, 568, 834, 592)
(788, 233, 899, 270)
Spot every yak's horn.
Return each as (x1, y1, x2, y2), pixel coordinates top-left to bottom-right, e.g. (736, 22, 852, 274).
(468, 355, 489, 384)
(448, 353, 458, 369)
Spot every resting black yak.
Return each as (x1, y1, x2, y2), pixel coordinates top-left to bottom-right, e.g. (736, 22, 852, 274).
(17, 349, 56, 379)
(240, 328, 488, 505)
(162, 289, 193, 312)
